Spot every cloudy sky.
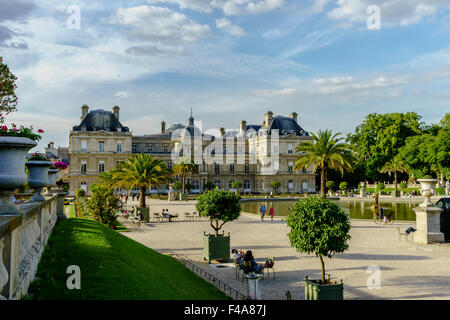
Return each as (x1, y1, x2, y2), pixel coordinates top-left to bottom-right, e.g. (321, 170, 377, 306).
(1, 0, 450, 151)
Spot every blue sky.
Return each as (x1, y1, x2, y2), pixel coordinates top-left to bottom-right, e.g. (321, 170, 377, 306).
(1, 0, 450, 151)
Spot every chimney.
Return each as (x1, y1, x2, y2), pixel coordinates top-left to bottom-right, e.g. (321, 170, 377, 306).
(81, 104, 89, 120)
(219, 127, 225, 137)
(265, 111, 273, 127)
(239, 120, 247, 134)
(113, 105, 120, 120)
(289, 112, 298, 123)
(161, 121, 166, 134)
(48, 142, 54, 149)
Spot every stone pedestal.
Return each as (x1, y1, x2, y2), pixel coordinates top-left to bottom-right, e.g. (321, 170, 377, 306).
(168, 190, 175, 201)
(360, 188, 367, 197)
(48, 187, 67, 220)
(413, 205, 444, 244)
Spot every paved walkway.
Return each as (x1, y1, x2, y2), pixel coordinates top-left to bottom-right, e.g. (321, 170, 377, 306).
(121, 199, 450, 300)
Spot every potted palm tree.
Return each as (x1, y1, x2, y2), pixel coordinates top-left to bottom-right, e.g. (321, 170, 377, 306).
(112, 154, 171, 221)
(173, 157, 198, 201)
(270, 180, 281, 195)
(380, 157, 409, 197)
(326, 180, 335, 197)
(196, 188, 241, 263)
(287, 196, 351, 300)
(294, 130, 354, 198)
(231, 181, 242, 196)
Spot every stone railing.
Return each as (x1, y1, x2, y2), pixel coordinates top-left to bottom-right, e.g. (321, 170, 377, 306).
(0, 191, 65, 300)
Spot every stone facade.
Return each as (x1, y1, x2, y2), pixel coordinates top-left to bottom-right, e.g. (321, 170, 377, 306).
(68, 105, 317, 196)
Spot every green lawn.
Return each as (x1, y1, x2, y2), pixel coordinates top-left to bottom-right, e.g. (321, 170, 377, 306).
(27, 218, 231, 300)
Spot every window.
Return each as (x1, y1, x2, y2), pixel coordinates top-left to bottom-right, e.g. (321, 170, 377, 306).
(288, 144, 293, 154)
(98, 161, 105, 172)
(116, 141, 122, 152)
(288, 161, 293, 173)
(163, 145, 168, 153)
(132, 144, 137, 153)
(81, 140, 87, 152)
(81, 161, 87, 174)
(80, 182, 87, 192)
(215, 163, 220, 174)
(147, 144, 153, 153)
(214, 180, 221, 188)
(244, 180, 250, 189)
(167, 162, 172, 170)
(223, 146, 227, 154)
(193, 180, 200, 190)
(288, 180, 294, 190)
(230, 164, 234, 173)
(98, 141, 104, 152)
(229, 180, 234, 189)
(245, 163, 249, 173)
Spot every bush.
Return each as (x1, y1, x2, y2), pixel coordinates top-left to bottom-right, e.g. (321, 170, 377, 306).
(86, 184, 118, 227)
(376, 183, 385, 192)
(196, 188, 241, 236)
(399, 182, 408, 189)
(270, 181, 281, 193)
(287, 197, 351, 284)
(75, 189, 86, 198)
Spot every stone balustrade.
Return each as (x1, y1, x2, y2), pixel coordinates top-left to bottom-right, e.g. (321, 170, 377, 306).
(0, 191, 65, 299)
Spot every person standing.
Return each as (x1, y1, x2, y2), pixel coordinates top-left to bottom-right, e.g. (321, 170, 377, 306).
(259, 203, 266, 221)
(269, 205, 274, 222)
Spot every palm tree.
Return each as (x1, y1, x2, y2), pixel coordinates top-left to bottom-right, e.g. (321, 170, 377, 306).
(294, 130, 354, 198)
(380, 158, 409, 197)
(112, 154, 172, 207)
(172, 158, 198, 194)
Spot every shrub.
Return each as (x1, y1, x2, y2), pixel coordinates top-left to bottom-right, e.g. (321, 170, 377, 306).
(204, 181, 216, 191)
(172, 181, 183, 191)
(75, 189, 86, 198)
(86, 184, 118, 227)
(196, 188, 241, 236)
(287, 197, 351, 284)
(376, 183, 385, 192)
(270, 181, 281, 193)
(399, 182, 408, 189)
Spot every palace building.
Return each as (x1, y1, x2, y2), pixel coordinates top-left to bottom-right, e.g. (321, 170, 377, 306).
(68, 105, 317, 196)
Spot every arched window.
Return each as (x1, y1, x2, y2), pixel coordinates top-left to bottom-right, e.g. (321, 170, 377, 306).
(288, 180, 294, 190)
(244, 180, 250, 189)
(214, 180, 221, 188)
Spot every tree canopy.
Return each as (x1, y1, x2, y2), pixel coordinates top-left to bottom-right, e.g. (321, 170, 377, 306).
(0, 57, 18, 123)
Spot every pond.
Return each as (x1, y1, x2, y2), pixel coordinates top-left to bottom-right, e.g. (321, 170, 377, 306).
(240, 199, 420, 221)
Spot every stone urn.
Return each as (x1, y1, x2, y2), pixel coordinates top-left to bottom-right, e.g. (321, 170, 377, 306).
(45, 168, 59, 195)
(26, 160, 52, 202)
(0, 136, 37, 214)
(417, 178, 438, 207)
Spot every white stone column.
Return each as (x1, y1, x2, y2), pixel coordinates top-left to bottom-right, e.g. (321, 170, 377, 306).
(413, 206, 444, 244)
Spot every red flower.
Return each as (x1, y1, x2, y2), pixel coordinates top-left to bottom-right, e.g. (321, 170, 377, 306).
(1, 126, 7, 131)
(12, 128, 18, 132)
(38, 129, 44, 133)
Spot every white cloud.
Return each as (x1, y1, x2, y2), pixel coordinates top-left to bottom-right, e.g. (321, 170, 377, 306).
(326, 0, 450, 27)
(253, 87, 296, 97)
(146, 0, 213, 12)
(114, 91, 129, 98)
(211, 0, 284, 16)
(216, 18, 245, 35)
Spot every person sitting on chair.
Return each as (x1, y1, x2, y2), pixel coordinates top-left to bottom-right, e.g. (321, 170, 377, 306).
(231, 249, 243, 265)
(243, 250, 263, 274)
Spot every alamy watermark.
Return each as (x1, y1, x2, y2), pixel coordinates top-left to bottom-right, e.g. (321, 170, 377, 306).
(66, 265, 81, 290)
(366, 265, 381, 289)
(66, 5, 81, 30)
(367, 5, 381, 30)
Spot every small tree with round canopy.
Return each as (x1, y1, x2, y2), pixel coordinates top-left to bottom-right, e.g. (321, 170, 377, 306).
(196, 188, 241, 236)
(287, 197, 351, 284)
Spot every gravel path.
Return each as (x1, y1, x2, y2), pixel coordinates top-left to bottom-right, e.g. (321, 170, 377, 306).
(120, 199, 450, 300)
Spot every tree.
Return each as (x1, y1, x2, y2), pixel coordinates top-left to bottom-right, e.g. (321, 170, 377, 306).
(270, 180, 281, 194)
(294, 130, 354, 198)
(173, 158, 198, 194)
(87, 183, 119, 227)
(376, 183, 385, 193)
(172, 181, 183, 192)
(348, 112, 423, 182)
(75, 188, 86, 198)
(231, 181, 242, 195)
(112, 154, 171, 207)
(0, 57, 18, 124)
(339, 182, 348, 192)
(204, 181, 216, 191)
(196, 188, 241, 236)
(397, 134, 436, 179)
(287, 197, 351, 284)
(325, 181, 335, 191)
(380, 157, 409, 196)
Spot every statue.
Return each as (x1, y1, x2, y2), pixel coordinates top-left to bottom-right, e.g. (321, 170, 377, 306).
(369, 193, 379, 216)
(168, 185, 175, 201)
